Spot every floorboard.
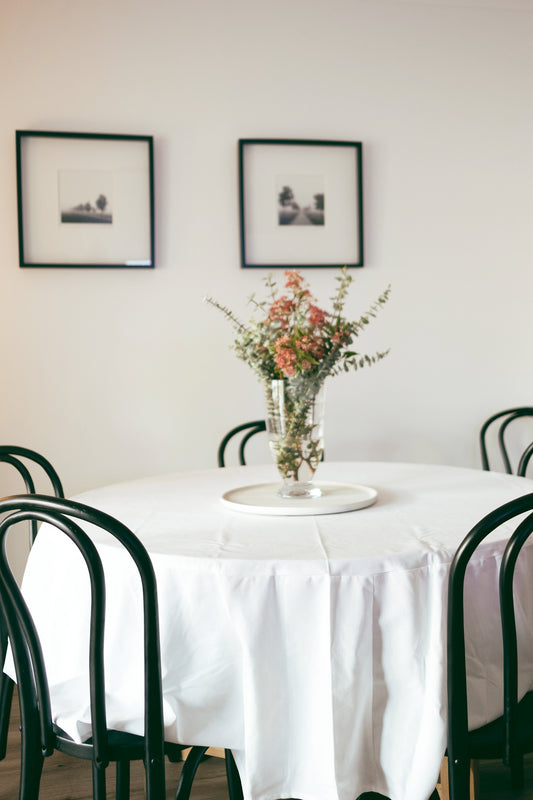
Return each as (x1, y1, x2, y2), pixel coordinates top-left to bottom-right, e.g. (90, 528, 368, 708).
(2, 688, 533, 799)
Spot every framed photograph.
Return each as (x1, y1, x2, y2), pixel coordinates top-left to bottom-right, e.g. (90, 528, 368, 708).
(239, 139, 363, 269)
(16, 131, 154, 268)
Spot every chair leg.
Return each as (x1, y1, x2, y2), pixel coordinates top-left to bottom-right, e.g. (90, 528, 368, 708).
(448, 754, 472, 800)
(145, 754, 166, 800)
(225, 749, 244, 800)
(19, 752, 44, 800)
(19, 725, 44, 800)
(92, 761, 107, 800)
(0, 674, 14, 760)
(116, 760, 130, 800)
(175, 746, 208, 800)
(18, 693, 44, 800)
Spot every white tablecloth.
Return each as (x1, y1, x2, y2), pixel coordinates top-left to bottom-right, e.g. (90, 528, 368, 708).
(13, 462, 533, 800)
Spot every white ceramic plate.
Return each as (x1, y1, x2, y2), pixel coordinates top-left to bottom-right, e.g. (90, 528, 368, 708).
(220, 482, 378, 516)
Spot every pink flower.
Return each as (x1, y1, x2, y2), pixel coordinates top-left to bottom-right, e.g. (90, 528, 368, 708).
(298, 334, 325, 361)
(268, 296, 294, 329)
(284, 271, 305, 290)
(274, 335, 298, 376)
(308, 305, 326, 328)
(275, 352, 297, 376)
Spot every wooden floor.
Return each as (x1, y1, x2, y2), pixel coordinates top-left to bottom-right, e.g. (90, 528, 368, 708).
(2, 692, 533, 799)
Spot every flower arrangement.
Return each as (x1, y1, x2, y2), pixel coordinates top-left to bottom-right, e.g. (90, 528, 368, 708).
(205, 267, 391, 394)
(206, 268, 391, 496)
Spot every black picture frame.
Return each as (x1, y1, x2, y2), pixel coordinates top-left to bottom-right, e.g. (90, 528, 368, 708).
(239, 138, 364, 269)
(16, 131, 155, 268)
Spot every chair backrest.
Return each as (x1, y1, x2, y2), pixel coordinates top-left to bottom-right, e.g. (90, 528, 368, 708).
(0, 447, 65, 702)
(217, 421, 267, 467)
(479, 408, 533, 474)
(0, 446, 64, 544)
(0, 494, 166, 799)
(447, 492, 533, 775)
(517, 442, 533, 478)
(500, 511, 533, 769)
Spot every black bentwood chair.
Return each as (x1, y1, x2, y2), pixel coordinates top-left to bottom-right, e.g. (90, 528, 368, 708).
(0, 494, 243, 800)
(447, 492, 533, 800)
(0, 446, 65, 764)
(217, 421, 267, 467)
(479, 408, 533, 474)
(217, 420, 325, 468)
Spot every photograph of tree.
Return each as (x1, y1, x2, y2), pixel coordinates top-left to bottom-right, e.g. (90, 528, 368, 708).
(277, 174, 325, 226)
(59, 170, 113, 224)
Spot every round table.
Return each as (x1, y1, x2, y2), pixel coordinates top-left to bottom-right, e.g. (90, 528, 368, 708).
(16, 461, 533, 800)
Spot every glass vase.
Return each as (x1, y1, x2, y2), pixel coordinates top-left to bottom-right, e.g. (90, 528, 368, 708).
(265, 379, 326, 499)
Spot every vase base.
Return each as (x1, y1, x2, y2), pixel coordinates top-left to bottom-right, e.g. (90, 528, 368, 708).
(277, 481, 322, 499)
(221, 482, 378, 515)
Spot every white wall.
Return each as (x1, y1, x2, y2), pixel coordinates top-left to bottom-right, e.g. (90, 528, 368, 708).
(1, 0, 532, 508)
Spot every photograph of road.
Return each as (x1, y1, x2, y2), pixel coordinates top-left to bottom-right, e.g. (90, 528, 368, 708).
(277, 174, 325, 226)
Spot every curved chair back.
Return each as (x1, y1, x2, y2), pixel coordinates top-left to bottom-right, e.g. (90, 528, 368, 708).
(0, 494, 166, 800)
(0, 446, 64, 763)
(0, 446, 64, 543)
(217, 421, 267, 467)
(447, 492, 533, 799)
(479, 408, 533, 474)
(500, 512, 533, 776)
(518, 442, 533, 478)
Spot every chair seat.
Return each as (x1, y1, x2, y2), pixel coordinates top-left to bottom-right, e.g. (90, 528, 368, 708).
(467, 691, 533, 759)
(54, 724, 185, 763)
